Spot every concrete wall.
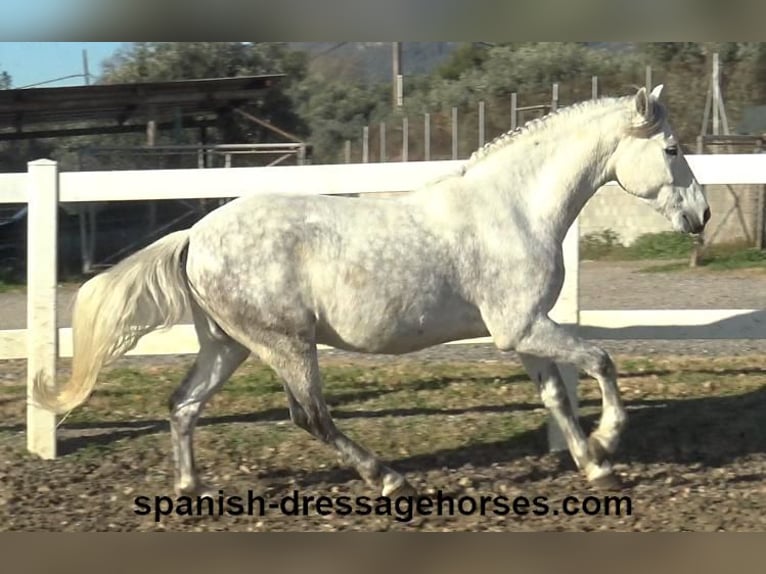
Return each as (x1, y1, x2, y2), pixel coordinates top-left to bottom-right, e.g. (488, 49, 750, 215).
(580, 183, 765, 247)
(579, 185, 672, 245)
(703, 183, 764, 246)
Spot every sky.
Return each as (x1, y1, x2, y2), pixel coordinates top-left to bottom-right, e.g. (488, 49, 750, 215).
(0, 43, 127, 88)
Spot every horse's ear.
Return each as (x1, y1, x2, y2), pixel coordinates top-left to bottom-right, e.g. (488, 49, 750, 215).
(650, 84, 664, 100)
(635, 86, 650, 117)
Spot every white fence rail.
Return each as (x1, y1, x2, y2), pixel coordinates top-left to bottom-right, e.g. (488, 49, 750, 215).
(2, 155, 765, 459)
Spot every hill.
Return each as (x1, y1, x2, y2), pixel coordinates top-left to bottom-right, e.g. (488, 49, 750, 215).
(288, 42, 460, 82)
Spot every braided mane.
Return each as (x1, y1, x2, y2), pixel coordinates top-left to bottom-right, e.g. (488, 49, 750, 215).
(463, 94, 664, 171)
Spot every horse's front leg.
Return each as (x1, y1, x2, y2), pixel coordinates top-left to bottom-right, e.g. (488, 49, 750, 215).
(496, 316, 627, 487)
(517, 353, 603, 481)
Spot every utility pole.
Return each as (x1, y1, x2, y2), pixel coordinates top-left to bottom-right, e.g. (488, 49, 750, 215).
(700, 52, 729, 138)
(82, 49, 91, 85)
(392, 42, 403, 110)
(691, 51, 730, 267)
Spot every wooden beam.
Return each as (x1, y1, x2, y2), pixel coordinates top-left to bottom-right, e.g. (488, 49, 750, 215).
(0, 118, 217, 141)
(233, 107, 303, 143)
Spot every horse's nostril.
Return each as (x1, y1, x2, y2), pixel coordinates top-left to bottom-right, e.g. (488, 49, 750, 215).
(703, 207, 711, 224)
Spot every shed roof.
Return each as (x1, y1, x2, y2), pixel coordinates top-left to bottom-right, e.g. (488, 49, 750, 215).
(0, 74, 284, 140)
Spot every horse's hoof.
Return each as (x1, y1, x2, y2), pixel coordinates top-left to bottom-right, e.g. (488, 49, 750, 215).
(175, 482, 217, 498)
(382, 475, 417, 498)
(589, 472, 623, 491)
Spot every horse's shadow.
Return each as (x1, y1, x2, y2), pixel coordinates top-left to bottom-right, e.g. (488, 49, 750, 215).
(49, 374, 541, 456)
(280, 384, 766, 488)
(5, 371, 765, 488)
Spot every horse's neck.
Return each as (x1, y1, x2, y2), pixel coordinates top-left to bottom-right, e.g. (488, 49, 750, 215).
(464, 108, 623, 244)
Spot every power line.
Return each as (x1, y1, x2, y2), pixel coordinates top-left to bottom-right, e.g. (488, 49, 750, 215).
(17, 73, 88, 89)
(16, 49, 92, 89)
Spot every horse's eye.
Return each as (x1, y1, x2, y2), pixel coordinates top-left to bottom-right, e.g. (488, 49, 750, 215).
(665, 145, 678, 156)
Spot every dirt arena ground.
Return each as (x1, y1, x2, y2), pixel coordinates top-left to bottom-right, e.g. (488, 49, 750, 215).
(0, 261, 764, 531)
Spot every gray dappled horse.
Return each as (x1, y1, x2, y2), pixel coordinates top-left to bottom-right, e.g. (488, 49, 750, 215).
(34, 85, 709, 497)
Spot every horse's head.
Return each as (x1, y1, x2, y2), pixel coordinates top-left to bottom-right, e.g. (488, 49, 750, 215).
(610, 85, 710, 234)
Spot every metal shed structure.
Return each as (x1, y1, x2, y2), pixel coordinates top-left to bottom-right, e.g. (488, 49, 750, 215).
(1, 74, 281, 138)
(0, 74, 311, 275)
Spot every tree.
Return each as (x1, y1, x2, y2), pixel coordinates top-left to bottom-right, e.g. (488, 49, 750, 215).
(99, 42, 309, 147)
(435, 42, 491, 81)
(751, 44, 766, 105)
(291, 73, 388, 163)
(639, 43, 707, 67)
(637, 42, 766, 140)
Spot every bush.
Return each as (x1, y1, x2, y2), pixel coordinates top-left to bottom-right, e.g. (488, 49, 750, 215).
(624, 232, 695, 259)
(580, 228, 623, 259)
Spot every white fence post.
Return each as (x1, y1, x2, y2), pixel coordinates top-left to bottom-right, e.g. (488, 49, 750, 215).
(452, 107, 458, 160)
(478, 100, 485, 147)
(380, 122, 386, 163)
(402, 117, 408, 162)
(26, 159, 59, 459)
(549, 217, 580, 452)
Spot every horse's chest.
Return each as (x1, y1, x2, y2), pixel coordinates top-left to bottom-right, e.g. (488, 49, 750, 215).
(532, 256, 564, 290)
(481, 245, 565, 311)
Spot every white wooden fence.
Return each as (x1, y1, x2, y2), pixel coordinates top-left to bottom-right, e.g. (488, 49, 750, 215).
(2, 156, 766, 459)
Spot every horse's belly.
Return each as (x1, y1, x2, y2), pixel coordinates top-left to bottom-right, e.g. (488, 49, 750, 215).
(314, 298, 488, 354)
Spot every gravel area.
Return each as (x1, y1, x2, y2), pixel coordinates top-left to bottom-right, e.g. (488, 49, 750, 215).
(578, 261, 766, 310)
(1, 260, 765, 531)
(1, 352, 764, 532)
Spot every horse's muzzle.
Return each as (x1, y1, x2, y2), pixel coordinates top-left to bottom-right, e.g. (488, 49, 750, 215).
(683, 207, 709, 235)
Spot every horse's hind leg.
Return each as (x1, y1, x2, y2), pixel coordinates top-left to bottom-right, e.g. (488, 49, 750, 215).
(168, 304, 250, 496)
(246, 331, 415, 497)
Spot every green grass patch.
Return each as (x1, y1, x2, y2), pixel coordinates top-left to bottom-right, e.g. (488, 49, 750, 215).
(698, 247, 766, 270)
(0, 279, 23, 293)
(639, 246, 766, 273)
(581, 229, 697, 261)
(582, 229, 766, 272)
(1, 356, 765, 479)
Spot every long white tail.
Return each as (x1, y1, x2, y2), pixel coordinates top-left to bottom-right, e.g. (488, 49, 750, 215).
(32, 230, 191, 414)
